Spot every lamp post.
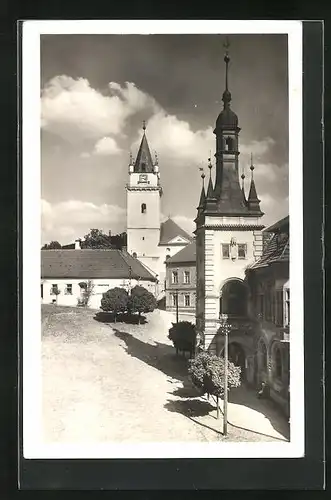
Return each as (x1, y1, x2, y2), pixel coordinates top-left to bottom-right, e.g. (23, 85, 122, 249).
(219, 313, 231, 436)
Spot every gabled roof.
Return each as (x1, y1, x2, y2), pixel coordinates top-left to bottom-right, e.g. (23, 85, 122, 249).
(166, 241, 196, 264)
(159, 218, 193, 246)
(41, 249, 157, 281)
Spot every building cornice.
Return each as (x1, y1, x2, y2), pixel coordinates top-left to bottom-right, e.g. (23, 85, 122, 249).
(203, 224, 265, 231)
(126, 184, 162, 192)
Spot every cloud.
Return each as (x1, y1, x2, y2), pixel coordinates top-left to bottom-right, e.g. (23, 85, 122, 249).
(41, 199, 126, 244)
(93, 136, 122, 156)
(41, 77, 157, 142)
(240, 137, 276, 159)
(135, 111, 214, 166)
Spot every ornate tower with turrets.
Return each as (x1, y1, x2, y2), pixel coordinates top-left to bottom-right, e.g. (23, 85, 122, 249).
(126, 122, 162, 275)
(195, 41, 265, 354)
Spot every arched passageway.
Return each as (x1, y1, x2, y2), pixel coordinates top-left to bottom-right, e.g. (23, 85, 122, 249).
(220, 279, 248, 318)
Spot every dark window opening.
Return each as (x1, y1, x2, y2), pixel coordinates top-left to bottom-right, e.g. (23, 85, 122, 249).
(65, 284, 72, 295)
(225, 136, 234, 151)
(222, 243, 230, 259)
(41, 284, 43, 299)
(132, 252, 137, 258)
(238, 243, 247, 259)
(141, 203, 147, 214)
(50, 284, 58, 295)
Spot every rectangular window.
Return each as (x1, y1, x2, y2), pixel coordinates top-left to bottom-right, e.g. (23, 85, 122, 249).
(172, 270, 178, 284)
(50, 284, 58, 295)
(238, 243, 247, 259)
(183, 271, 190, 284)
(65, 284, 73, 295)
(41, 284, 43, 299)
(184, 294, 190, 307)
(222, 244, 230, 259)
(275, 290, 284, 326)
(172, 294, 178, 307)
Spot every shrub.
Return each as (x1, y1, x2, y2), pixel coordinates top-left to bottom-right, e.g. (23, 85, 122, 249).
(168, 321, 196, 357)
(127, 285, 157, 323)
(100, 287, 129, 322)
(188, 351, 241, 399)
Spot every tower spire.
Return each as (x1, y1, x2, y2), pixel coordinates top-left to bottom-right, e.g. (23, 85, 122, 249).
(247, 153, 263, 213)
(197, 170, 206, 211)
(241, 164, 246, 204)
(134, 123, 154, 173)
(222, 37, 232, 108)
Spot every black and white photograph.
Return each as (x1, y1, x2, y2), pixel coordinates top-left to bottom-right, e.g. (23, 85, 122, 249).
(22, 20, 305, 460)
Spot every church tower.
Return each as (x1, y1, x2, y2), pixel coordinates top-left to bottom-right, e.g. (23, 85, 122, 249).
(195, 41, 265, 355)
(126, 122, 162, 275)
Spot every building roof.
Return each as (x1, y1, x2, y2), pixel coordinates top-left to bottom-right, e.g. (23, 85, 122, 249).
(41, 249, 157, 281)
(166, 241, 196, 264)
(134, 131, 154, 173)
(264, 215, 289, 233)
(159, 218, 193, 246)
(249, 232, 289, 270)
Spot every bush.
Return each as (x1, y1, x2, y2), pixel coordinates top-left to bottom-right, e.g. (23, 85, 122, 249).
(127, 285, 157, 323)
(168, 321, 196, 357)
(188, 351, 241, 399)
(100, 287, 128, 322)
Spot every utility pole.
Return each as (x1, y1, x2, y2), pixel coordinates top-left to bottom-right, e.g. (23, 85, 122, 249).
(219, 314, 231, 436)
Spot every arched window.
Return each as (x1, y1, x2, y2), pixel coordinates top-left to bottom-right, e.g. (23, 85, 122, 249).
(225, 136, 234, 151)
(132, 252, 137, 258)
(141, 203, 146, 214)
(166, 254, 171, 261)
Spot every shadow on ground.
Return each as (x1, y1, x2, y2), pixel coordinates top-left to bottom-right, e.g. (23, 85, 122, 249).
(164, 399, 223, 437)
(94, 311, 147, 325)
(229, 385, 290, 441)
(109, 328, 189, 382)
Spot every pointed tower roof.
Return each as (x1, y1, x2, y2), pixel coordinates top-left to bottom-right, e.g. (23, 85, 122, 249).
(134, 121, 154, 173)
(197, 172, 206, 210)
(204, 159, 218, 212)
(247, 154, 264, 215)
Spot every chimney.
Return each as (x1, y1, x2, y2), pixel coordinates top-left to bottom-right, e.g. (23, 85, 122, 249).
(75, 239, 81, 250)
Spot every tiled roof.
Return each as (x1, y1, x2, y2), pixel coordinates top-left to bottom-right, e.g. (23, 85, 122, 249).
(249, 232, 289, 270)
(264, 215, 289, 233)
(166, 241, 196, 264)
(159, 218, 193, 245)
(41, 249, 157, 281)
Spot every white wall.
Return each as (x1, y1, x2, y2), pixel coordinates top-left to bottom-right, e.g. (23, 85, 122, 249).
(41, 278, 157, 310)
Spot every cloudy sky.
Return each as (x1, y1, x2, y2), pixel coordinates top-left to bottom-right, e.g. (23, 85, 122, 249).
(41, 34, 289, 245)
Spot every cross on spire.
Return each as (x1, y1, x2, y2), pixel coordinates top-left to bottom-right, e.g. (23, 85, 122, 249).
(142, 120, 146, 132)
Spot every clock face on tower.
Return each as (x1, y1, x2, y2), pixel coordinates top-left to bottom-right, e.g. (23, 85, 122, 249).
(139, 174, 148, 183)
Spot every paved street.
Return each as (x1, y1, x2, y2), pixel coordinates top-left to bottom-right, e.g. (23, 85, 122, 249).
(42, 306, 289, 443)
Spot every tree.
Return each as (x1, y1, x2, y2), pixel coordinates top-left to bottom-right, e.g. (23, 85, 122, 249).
(81, 229, 113, 249)
(42, 240, 62, 249)
(188, 351, 241, 418)
(100, 287, 129, 322)
(127, 285, 157, 324)
(77, 280, 94, 307)
(168, 321, 196, 357)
